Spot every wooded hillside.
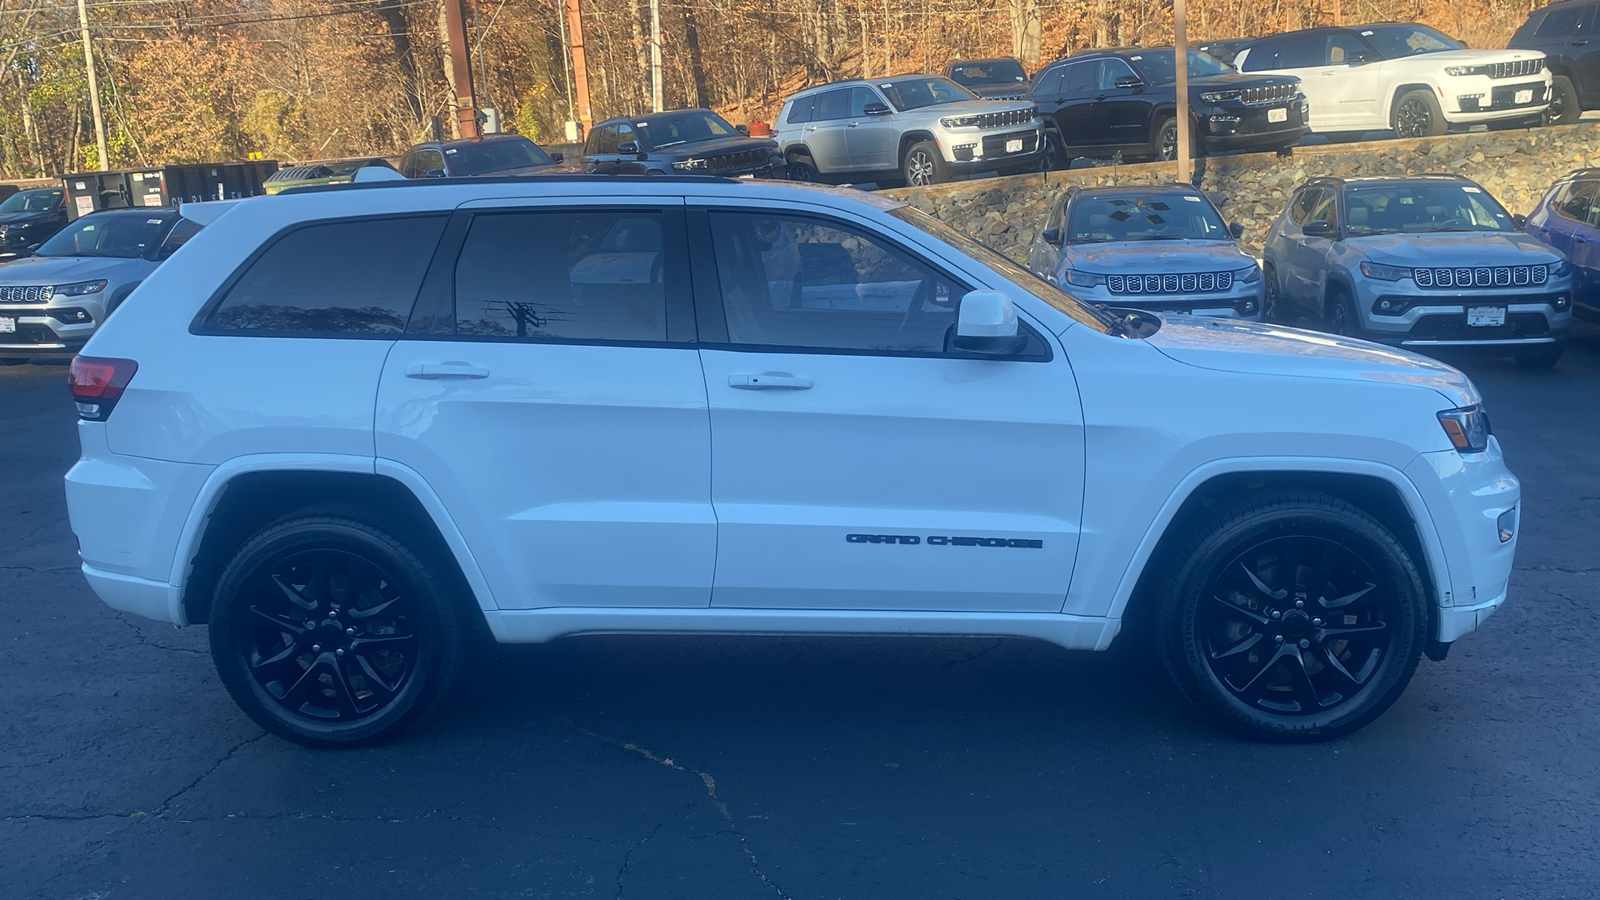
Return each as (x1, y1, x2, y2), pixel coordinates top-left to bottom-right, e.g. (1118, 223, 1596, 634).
(1, 0, 1541, 177)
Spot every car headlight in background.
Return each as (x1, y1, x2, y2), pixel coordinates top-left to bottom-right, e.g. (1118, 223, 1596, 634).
(1200, 90, 1243, 104)
(1234, 265, 1261, 284)
(940, 114, 982, 128)
(1360, 262, 1410, 281)
(1438, 404, 1491, 453)
(671, 158, 708, 171)
(47, 280, 108, 300)
(1443, 65, 1487, 77)
(1549, 259, 1570, 278)
(1065, 268, 1106, 287)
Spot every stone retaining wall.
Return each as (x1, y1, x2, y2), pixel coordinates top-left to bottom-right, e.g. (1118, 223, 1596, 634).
(885, 123, 1600, 263)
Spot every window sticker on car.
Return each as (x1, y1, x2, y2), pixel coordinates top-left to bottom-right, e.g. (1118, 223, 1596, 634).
(1183, 196, 1202, 202)
(147, 218, 163, 225)
(445, 148, 457, 154)
(1463, 186, 1482, 193)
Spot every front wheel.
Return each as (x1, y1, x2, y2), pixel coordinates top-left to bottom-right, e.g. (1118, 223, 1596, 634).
(1393, 89, 1445, 138)
(902, 141, 947, 186)
(786, 155, 818, 182)
(1547, 75, 1580, 126)
(1153, 492, 1428, 742)
(1325, 288, 1358, 336)
(208, 509, 471, 748)
(1262, 263, 1284, 323)
(1040, 130, 1066, 171)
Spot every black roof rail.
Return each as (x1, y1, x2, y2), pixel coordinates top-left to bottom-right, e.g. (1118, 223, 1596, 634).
(278, 173, 746, 196)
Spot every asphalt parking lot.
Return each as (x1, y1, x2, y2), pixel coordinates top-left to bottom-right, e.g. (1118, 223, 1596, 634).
(4, 327, 1599, 900)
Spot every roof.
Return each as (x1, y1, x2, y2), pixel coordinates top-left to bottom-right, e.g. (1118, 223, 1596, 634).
(1306, 174, 1479, 187)
(787, 73, 944, 97)
(1067, 182, 1199, 196)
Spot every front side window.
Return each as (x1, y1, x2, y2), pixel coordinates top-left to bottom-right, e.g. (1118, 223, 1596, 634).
(0, 188, 62, 213)
(1065, 61, 1099, 93)
(1342, 183, 1515, 236)
(1099, 58, 1140, 89)
(1306, 189, 1337, 225)
(1126, 48, 1234, 84)
(1239, 40, 1282, 72)
(708, 211, 965, 353)
(205, 215, 447, 334)
(416, 150, 446, 175)
(455, 210, 672, 343)
(1358, 24, 1462, 58)
(36, 213, 172, 259)
(1066, 191, 1231, 242)
(848, 86, 884, 116)
(1327, 32, 1375, 64)
(878, 76, 977, 111)
(1554, 178, 1600, 222)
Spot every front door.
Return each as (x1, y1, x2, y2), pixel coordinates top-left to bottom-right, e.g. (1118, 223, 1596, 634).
(1574, 181, 1600, 313)
(1286, 187, 1337, 308)
(689, 204, 1085, 612)
(845, 86, 900, 172)
(1094, 58, 1156, 151)
(375, 199, 716, 610)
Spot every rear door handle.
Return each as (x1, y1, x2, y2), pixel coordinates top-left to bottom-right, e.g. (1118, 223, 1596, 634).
(405, 362, 490, 379)
(728, 372, 812, 390)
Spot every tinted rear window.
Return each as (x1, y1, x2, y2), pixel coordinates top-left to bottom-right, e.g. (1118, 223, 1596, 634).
(205, 215, 447, 335)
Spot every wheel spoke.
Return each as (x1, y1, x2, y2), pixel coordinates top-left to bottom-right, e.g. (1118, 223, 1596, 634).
(347, 596, 399, 620)
(250, 605, 307, 635)
(1319, 621, 1387, 638)
(1287, 646, 1326, 711)
(328, 657, 362, 718)
(251, 641, 303, 677)
(1240, 562, 1288, 601)
(270, 574, 317, 611)
(356, 655, 402, 701)
(1233, 643, 1292, 696)
(1207, 593, 1270, 625)
(281, 654, 333, 709)
(1321, 583, 1377, 609)
(350, 633, 416, 653)
(1319, 645, 1367, 688)
(1210, 631, 1264, 660)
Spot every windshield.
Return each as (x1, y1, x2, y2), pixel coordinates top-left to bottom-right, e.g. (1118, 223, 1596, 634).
(444, 137, 554, 176)
(1068, 191, 1232, 243)
(1343, 183, 1515, 236)
(948, 60, 1028, 87)
(879, 76, 978, 111)
(35, 212, 170, 259)
(0, 189, 62, 213)
(635, 110, 738, 149)
(1126, 48, 1235, 84)
(887, 206, 1116, 334)
(1359, 24, 1462, 58)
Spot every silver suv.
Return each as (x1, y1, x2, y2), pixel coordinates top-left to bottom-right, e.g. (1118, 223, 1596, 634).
(773, 75, 1044, 186)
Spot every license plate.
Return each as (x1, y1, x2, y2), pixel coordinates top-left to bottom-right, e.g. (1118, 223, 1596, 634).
(1467, 306, 1506, 326)
(1515, 89, 1533, 104)
(1268, 107, 1288, 123)
(1005, 138, 1023, 153)
(0, 316, 14, 334)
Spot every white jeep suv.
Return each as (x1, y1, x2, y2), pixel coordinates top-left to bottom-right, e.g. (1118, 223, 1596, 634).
(65, 175, 1519, 747)
(1234, 23, 1551, 137)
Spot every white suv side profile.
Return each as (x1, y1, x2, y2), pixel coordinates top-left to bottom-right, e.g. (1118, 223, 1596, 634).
(1234, 22, 1551, 137)
(65, 176, 1519, 747)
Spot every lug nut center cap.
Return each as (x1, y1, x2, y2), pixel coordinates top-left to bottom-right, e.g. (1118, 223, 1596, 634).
(1280, 609, 1313, 638)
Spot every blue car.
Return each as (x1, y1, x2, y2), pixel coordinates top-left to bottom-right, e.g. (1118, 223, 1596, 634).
(1524, 168, 1600, 320)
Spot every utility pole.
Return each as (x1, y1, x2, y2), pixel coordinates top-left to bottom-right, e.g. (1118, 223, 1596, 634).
(649, 0, 663, 112)
(441, 0, 480, 139)
(76, 0, 108, 170)
(1174, 0, 1192, 184)
(565, 0, 593, 130)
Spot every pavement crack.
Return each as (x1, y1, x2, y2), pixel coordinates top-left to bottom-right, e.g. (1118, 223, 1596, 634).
(1514, 565, 1598, 574)
(567, 720, 790, 900)
(938, 638, 1003, 673)
(615, 810, 679, 899)
(0, 564, 78, 573)
(113, 611, 206, 656)
(151, 732, 268, 817)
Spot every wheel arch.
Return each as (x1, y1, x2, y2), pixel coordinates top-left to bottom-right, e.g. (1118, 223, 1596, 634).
(897, 130, 940, 165)
(1110, 463, 1449, 644)
(1386, 82, 1439, 125)
(173, 457, 494, 626)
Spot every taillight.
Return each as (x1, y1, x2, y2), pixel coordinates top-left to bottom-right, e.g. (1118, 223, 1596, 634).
(68, 356, 138, 421)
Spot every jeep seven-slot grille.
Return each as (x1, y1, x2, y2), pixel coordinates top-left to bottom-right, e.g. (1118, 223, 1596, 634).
(0, 285, 48, 303)
(1486, 59, 1543, 79)
(1412, 266, 1548, 289)
(704, 149, 769, 173)
(977, 108, 1033, 129)
(1108, 272, 1234, 294)
(1239, 83, 1297, 105)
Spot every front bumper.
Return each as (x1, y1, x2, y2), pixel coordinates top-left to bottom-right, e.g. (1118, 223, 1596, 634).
(943, 125, 1045, 170)
(0, 305, 96, 358)
(1200, 99, 1309, 153)
(1405, 442, 1519, 643)
(1443, 75, 1551, 121)
(1350, 280, 1573, 348)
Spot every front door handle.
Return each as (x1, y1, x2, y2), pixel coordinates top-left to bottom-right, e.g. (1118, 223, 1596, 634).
(406, 362, 490, 379)
(728, 372, 812, 390)
(847, 121, 860, 127)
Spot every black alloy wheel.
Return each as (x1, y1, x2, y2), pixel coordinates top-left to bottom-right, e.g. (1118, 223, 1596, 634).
(1262, 264, 1282, 322)
(787, 156, 818, 182)
(1326, 289, 1356, 336)
(1547, 76, 1579, 127)
(1157, 118, 1179, 161)
(1393, 90, 1443, 139)
(209, 511, 468, 747)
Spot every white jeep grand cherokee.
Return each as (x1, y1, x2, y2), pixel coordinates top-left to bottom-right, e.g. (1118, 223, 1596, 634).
(65, 176, 1518, 747)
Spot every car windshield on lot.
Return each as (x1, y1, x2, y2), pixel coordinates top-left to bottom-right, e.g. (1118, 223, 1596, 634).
(445, 137, 554, 175)
(635, 110, 739, 149)
(887, 205, 1117, 334)
(1342, 183, 1515, 236)
(1358, 24, 1462, 58)
(1068, 191, 1232, 242)
(34, 212, 170, 259)
(948, 60, 1028, 87)
(0, 188, 62, 213)
(878, 76, 977, 110)
(1125, 48, 1235, 84)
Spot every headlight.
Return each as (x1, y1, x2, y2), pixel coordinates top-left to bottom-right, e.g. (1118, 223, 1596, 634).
(671, 158, 707, 171)
(1550, 259, 1570, 278)
(1065, 268, 1106, 287)
(1234, 265, 1261, 284)
(1200, 90, 1242, 104)
(47, 280, 108, 300)
(1360, 262, 1411, 281)
(1443, 65, 1484, 77)
(1438, 404, 1491, 453)
(940, 115, 982, 128)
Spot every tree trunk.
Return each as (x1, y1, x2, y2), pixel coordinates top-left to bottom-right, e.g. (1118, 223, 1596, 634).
(681, 4, 709, 109)
(437, 0, 460, 138)
(375, 0, 425, 128)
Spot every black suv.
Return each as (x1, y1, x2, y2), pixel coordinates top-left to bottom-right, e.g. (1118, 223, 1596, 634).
(581, 108, 784, 177)
(1508, 0, 1600, 124)
(0, 187, 68, 261)
(398, 134, 565, 179)
(945, 58, 1032, 99)
(1030, 47, 1307, 165)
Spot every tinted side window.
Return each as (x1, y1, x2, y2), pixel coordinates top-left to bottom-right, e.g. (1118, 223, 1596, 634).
(1535, 6, 1583, 37)
(786, 95, 816, 124)
(161, 218, 202, 252)
(848, 86, 881, 117)
(1278, 34, 1326, 68)
(1240, 40, 1281, 72)
(1099, 58, 1138, 89)
(815, 89, 850, 121)
(206, 215, 447, 334)
(1556, 179, 1600, 221)
(454, 210, 671, 342)
(707, 211, 964, 353)
(1030, 65, 1066, 96)
(616, 124, 637, 149)
(1065, 61, 1099, 93)
(1307, 189, 1337, 225)
(1288, 188, 1322, 225)
(417, 150, 445, 175)
(597, 126, 621, 155)
(1327, 33, 1371, 64)
(1578, 4, 1598, 35)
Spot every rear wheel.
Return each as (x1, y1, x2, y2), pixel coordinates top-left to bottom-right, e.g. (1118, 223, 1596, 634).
(902, 141, 947, 186)
(1155, 117, 1179, 161)
(208, 509, 471, 748)
(1153, 492, 1428, 742)
(1392, 90, 1445, 138)
(1515, 342, 1564, 369)
(1547, 75, 1580, 126)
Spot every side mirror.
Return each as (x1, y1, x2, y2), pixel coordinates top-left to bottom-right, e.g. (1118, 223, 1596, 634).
(1041, 227, 1062, 246)
(952, 290, 1027, 356)
(736, 123, 750, 135)
(863, 102, 892, 116)
(618, 141, 640, 154)
(1302, 220, 1337, 238)
(1114, 75, 1145, 92)
(1229, 221, 1245, 239)
(549, 151, 564, 163)
(423, 168, 446, 179)
(1512, 213, 1528, 229)
(158, 244, 180, 260)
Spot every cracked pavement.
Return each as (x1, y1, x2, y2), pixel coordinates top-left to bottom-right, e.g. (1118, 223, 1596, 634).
(3, 325, 1599, 899)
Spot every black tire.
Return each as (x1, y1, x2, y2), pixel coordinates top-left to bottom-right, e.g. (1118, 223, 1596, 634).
(1153, 491, 1428, 742)
(902, 140, 947, 186)
(786, 154, 818, 182)
(1041, 130, 1066, 171)
(1547, 75, 1580, 126)
(1155, 117, 1180, 161)
(208, 508, 472, 748)
(1515, 342, 1565, 369)
(1325, 287, 1358, 336)
(1392, 89, 1445, 138)
(1262, 263, 1284, 323)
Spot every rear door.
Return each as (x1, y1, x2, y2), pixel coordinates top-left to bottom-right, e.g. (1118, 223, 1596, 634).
(688, 201, 1085, 613)
(375, 197, 716, 610)
(1053, 60, 1107, 149)
(1570, 4, 1600, 106)
(1576, 180, 1600, 311)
